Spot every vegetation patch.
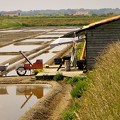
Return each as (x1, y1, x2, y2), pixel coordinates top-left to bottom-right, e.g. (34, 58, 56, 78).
(53, 73, 64, 81)
(62, 110, 76, 120)
(62, 76, 87, 120)
(70, 80, 87, 98)
(77, 41, 120, 120)
(0, 15, 115, 29)
(62, 102, 80, 120)
(67, 76, 84, 85)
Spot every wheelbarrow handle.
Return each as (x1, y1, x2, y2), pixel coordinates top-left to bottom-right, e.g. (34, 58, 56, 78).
(19, 51, 32, 65)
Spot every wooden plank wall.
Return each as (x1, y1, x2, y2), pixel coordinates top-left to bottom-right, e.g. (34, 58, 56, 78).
(86, 20, 120, 69)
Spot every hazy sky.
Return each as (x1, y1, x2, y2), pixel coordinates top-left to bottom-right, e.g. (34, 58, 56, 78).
(0, 0, 120, 11)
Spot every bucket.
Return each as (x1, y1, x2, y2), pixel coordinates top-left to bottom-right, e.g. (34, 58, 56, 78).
(65, 60, 70, 71)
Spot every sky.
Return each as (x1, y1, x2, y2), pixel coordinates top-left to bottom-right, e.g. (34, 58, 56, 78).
(0, 0, 120, 11)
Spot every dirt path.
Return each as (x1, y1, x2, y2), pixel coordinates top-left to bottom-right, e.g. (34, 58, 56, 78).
(0, 76, 72, 120)
(47, 82, 72, 120)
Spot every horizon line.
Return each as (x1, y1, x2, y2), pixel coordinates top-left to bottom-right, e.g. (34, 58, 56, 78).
(0, 7, 120, 12)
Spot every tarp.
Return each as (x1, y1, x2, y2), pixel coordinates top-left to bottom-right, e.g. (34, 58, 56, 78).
(50, 37, 82, 46)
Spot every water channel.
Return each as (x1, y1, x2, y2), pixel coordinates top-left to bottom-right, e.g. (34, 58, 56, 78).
(0, 84, 52, 120)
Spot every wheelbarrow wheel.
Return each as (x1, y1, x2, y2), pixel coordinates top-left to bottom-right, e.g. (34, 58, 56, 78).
(16, 66, 27, 76)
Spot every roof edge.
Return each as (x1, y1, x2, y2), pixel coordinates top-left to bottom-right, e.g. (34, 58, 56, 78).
(82, 15, 120, 30)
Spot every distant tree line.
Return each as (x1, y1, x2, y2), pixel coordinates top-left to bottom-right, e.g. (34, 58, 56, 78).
(0, 8, 120, 16)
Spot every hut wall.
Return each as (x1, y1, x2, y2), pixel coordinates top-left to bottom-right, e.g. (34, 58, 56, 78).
(86, 20, 120, 69)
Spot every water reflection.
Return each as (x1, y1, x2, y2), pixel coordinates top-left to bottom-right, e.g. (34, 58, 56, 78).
(0, 84, 51, 120)
(16, 85, 43, 108)
(16, 85, 43, 98)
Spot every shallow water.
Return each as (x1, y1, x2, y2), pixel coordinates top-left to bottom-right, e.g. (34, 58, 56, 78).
(35, 34, 63, 38)
(49, 44, 68, 53)
(54, 28, 80, 32)
(21, 38, 53, 43)
(48, 31, 69, 34)
(0, 30, 24, 33)
(0, 44, 41, 52)
(0, 55, 16, 64)
(0, 84, 52, 120)
(26, 29, 53, 32)
(31, 52, 56, 64)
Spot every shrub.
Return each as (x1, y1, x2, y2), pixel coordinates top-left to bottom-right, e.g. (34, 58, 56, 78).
(62, 110, 76, 120)
(70, 86, 81, 98)
(68, 76, 83, 85)
(70, 81, 87, 98)
(63, 77, 70, 83)
(62, 102, 80, 120)
(70, 102, 80, 111)
(53, 73, 64, 81)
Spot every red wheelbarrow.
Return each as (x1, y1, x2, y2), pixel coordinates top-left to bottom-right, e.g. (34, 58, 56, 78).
(16, 51, 43, 76)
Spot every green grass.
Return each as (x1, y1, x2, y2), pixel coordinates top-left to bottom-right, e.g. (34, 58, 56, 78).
(62, 102, 80, 120)
(67, 76, 84, 85)
(62, 110, 76, 120)
(77, 41, 120, 120)
(63, 76, 88, 98)
(70, 80, 87, 98)
(0, 15, 115, 29)
(53, 73, 64, 81)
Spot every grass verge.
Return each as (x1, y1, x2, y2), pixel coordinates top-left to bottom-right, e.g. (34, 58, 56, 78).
(77, 41, 120, 120)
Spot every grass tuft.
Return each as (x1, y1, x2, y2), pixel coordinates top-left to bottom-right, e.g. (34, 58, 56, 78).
(70, 80, 87, 98)
(62, 110, 76, 120)
(53, 73, 64, 81)
(68, 76, 84, 85)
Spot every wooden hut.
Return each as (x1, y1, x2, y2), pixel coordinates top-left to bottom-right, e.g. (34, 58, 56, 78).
(63, 15, 120, 70)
